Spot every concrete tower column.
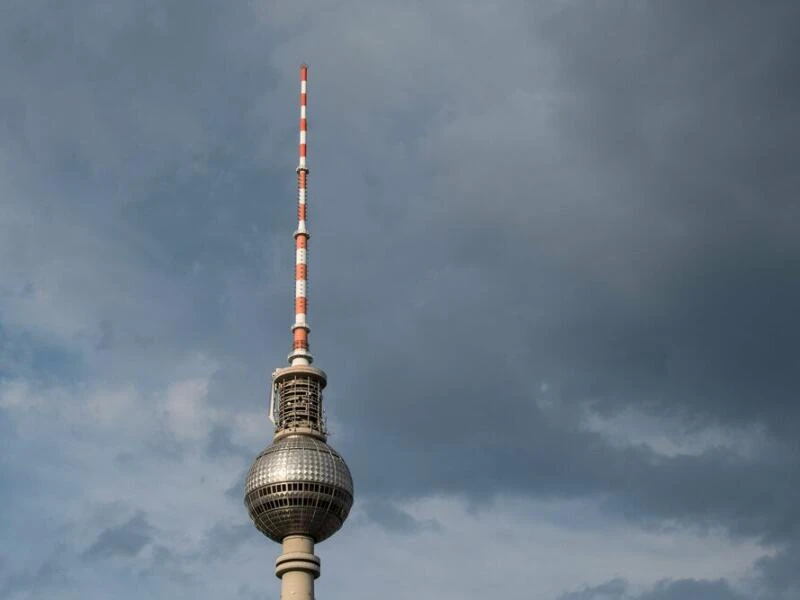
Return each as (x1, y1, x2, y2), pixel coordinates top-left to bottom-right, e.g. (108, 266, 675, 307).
(275, 535, 320, 600)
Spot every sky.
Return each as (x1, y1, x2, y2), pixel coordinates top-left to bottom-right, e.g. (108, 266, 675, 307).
(1, 1, 799, 599)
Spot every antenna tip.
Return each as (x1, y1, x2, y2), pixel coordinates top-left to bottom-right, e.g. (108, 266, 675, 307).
(300, 63, 309, 72)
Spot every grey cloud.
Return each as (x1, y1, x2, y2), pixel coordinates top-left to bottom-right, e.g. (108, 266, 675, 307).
(754, 542, 800, 597)
(361, 499, 442, 534)
(225, 473, 247, 503)
(0, 325, 85, 383)
(0, 0, 271, 182)
(200, 522, 254, 561)
(639, 579, 745, 600)
(113, 451, 140, 471)
(205, 424, 252, 460)
(82, 511, 154, 561)
(0, 546, 71, 598)
(138, 544, 194, 585)
(558, 578, 745, 600)
(95, 319, 115, 351)
(558, 578, 627, 600)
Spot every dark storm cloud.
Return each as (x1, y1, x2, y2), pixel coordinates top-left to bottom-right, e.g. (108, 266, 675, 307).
(82, 511, 154, 561)
(526, 0, 800, 433)
(0, 0, 272, 180)
(306, 0, 800, 547)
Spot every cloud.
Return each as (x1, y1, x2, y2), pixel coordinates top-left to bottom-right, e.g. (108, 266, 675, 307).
(558, 578, 746, 600)
(0, 547, 71, 599)
(558, 579, 627, 600)
(754, 542, 800, 597)
(205, 424, 252, 460)
(638, 578, 745, 600)
(199, 522, 254, 561)
(82, 511, 154, 561)
(361, 499, 442, 534)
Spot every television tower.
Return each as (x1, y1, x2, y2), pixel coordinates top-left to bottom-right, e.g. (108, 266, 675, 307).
(244, 64, 353, 600)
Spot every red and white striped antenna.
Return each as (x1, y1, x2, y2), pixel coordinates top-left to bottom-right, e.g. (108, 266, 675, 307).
(289, 63, 312, 366)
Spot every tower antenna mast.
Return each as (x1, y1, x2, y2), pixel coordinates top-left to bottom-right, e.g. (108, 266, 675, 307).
(291, 63, 312, 366)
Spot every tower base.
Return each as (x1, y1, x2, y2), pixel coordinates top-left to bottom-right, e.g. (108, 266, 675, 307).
(276, 535, 320, 600)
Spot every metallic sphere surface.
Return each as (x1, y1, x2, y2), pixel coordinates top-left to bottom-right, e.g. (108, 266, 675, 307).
(244, 435, 353, 543)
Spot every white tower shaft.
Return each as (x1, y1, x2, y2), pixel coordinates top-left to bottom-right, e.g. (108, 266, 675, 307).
(276, 535, 320, 600)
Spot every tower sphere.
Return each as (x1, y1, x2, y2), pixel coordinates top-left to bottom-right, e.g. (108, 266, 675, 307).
(244, 435, 353, 543)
